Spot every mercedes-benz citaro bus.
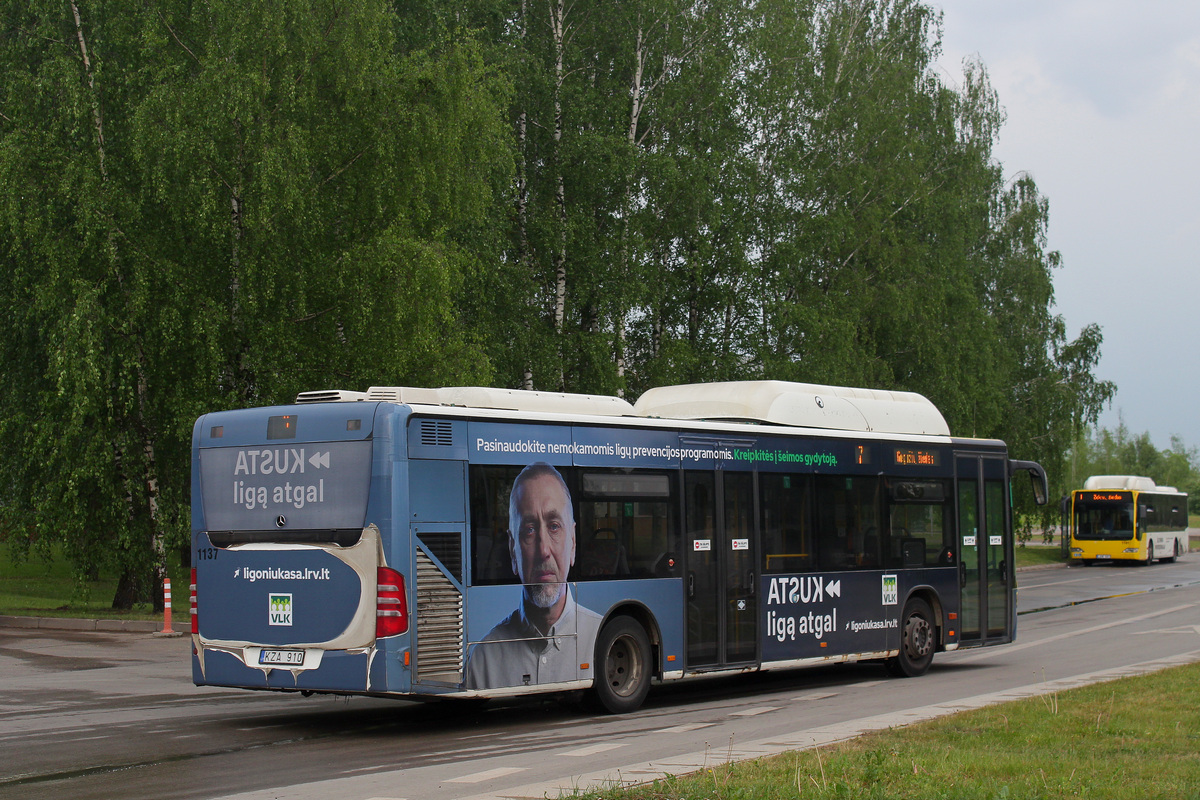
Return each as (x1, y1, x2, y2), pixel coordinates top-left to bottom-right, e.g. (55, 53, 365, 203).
(190, 381, 1048, 713)
(1068, 475, 1188, 565)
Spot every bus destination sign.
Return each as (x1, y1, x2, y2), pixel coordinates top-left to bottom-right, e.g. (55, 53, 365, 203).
(1083, 491, 1129, 502)
(893, 448, 939, 467)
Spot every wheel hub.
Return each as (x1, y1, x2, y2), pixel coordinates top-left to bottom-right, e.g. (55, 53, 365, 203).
(605, 634, 643, 697)
(905, 614, 932, 658)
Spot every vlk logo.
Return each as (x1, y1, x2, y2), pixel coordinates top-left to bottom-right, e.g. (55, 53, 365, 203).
(269, 593, 293, 626)
(881, 575, 898, 606)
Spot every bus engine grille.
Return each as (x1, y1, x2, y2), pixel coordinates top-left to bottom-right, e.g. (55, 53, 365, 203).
(415, 548, 464, 684)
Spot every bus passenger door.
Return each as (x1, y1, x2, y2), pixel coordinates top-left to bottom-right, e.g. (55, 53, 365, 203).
(723, 471, 757, 664)
(684, 470, 758, 669)
(955, 454, 1013, 645)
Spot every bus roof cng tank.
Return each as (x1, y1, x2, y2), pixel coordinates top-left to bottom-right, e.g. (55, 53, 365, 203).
(1083, 475, 1159, 492)
(295, 381, 952, 437)
(632, 380, 951, 437)
(297, 386, 634, 416)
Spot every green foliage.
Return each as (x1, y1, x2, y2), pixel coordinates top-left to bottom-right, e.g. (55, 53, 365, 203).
(0, 0, 1119, 596)
(0, 0, 510, 604)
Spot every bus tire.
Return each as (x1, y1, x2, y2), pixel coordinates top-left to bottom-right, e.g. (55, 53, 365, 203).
(886, 597, 935, 678)
(1144, 541, 1155, 565)
(1165, 540, 1180, 563)
(592, 616, 651, 714)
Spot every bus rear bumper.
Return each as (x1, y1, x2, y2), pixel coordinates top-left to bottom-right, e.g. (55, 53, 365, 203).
(193, 642, 378, 694)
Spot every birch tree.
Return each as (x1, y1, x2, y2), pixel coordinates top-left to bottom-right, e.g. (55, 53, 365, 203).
(0, 0, 510, 605)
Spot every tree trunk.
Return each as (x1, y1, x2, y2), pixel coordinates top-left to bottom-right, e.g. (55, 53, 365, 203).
(517, 0, 533, 390)
(111, 566, 163, 611)
(73, 3, 167, 612)
(550, 0, 568, 389)
(614, 22, 646, 400)
(70, 2, 105, 178)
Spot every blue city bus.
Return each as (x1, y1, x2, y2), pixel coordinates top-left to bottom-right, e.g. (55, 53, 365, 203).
(190, 381, 1047, 713)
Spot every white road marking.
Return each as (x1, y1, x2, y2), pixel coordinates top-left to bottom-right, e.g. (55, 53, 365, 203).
(1132, 625, 1200, 636)
(730, 706, 779, 716)
(447, 767, 526, 784)
(657, 722, 715, 733)
(1021, 577, 1092, 588)
(559, 742, 626, 757)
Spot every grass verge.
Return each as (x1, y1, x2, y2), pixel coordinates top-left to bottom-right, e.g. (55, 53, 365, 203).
(1012, 545, 1065, 569)
(576, 661, 1200, 800)
(0, 539, 189, 621)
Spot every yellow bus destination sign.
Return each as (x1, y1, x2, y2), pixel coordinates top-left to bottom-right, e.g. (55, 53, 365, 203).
(1083, 491, 1130, 502)
(893, 448, 939, 467)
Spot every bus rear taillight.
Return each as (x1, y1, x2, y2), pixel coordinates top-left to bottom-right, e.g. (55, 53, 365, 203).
(376, 567, 409, 638)
(190, 568, 198, 634)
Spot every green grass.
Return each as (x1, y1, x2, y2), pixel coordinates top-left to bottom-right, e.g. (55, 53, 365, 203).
(1013, 544, 1066, 569)
(0, 539, 189, 621)
(576, 662, 1200, 800)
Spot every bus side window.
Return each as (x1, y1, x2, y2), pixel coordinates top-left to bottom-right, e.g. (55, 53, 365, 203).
(576, 470, 677, 580)
(815, 476, 881, 570)
(760, 474, 813, 574)
(468, 465, 524, 586)
(580, 527, 628, 577)
(886, 480, 951, 568)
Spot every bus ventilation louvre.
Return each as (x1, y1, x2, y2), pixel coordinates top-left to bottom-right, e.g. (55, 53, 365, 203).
(376, 567, 409, 637)
(415, 548, 465, 684)
(420, 420, 454, 447)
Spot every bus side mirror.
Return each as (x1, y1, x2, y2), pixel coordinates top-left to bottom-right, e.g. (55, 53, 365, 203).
(1008, 460, 1048, 506)
(1029, 472, 1047, 505)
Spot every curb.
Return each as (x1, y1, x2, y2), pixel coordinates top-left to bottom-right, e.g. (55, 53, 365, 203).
(1016, 562, 1068, 572)
(0, 614, 169, 634)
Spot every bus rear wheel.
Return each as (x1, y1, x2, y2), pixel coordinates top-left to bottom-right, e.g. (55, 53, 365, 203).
(886, 598, 935, 678)
(592, 616, 651, 714)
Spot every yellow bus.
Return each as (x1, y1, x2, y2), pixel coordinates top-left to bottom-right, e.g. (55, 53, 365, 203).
(1068, 475, 1188, 564)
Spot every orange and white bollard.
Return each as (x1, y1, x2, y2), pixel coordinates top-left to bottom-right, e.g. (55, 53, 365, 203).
(161, 577, 173, 634)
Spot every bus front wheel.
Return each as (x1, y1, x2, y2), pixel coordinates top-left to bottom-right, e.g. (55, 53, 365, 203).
(1144, 541, 1155, 565)
(592, 616, 651, 714)
(886, 598, 936, 678)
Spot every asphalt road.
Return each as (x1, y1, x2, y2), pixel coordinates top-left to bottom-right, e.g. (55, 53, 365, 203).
(3, 558, 1200, 800)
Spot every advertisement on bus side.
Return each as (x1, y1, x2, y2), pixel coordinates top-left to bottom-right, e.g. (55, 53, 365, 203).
(760, 571, 901, 661)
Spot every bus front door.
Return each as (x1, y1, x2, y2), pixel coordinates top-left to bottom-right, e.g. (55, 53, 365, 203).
(955, 454, 1014, 645)
(684, 470, 758, 669)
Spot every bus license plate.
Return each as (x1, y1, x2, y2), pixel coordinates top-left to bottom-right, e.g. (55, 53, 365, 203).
(259, 649, 305, 666)
(1096, 554, 1111, 559)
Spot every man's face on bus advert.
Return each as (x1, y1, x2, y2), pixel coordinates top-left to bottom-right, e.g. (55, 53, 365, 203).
(510, 469, 575, 609)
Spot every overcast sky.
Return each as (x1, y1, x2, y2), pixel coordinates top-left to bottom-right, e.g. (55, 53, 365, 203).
(932, 1, 1200, 453)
